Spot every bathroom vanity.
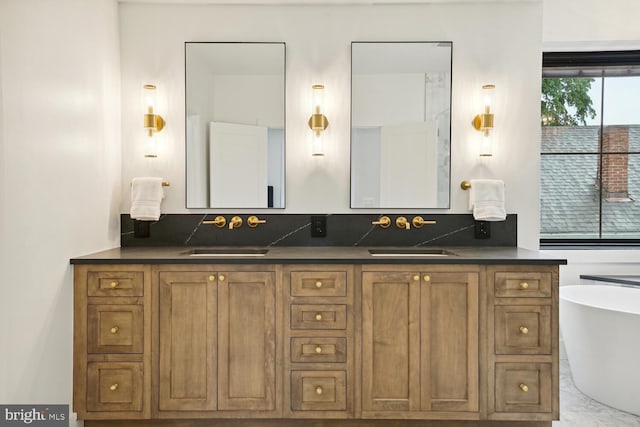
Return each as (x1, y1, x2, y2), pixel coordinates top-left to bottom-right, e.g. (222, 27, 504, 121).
(71, 246, 564, 427)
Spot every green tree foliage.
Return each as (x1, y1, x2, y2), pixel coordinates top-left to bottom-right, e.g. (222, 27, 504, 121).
(541, 78, 597, 126)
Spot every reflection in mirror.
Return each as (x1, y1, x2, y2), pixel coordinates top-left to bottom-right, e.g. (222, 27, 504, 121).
(350, 42, 452, 208)
(185, 42, 285, 208)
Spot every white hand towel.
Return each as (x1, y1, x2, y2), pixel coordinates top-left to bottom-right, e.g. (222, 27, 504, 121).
(130, 177, 164, 221)
(468, 179, 506, 221)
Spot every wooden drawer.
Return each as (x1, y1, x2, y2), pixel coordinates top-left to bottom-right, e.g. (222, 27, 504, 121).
(495, 363, 552, 413)
(87, 362, 143, 412)
(495, 305, 551, 355)
(290, 271, 347, 297)
(494, 272, 551, 298)
(291, 370, 346, 411)
(291, 305, 347, 330)
(88, 305, 143, 354)
(88, 271, 144, 297)
(291, 337, 347, 363)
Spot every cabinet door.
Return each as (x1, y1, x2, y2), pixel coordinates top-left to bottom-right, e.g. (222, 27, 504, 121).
(218, 271, 276, 411)
(362, 272, 420, 412)
(158, 272, 217, 411)
(421, 272, 479, 412)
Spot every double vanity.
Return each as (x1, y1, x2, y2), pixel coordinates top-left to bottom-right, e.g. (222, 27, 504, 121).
(71, 246, 564, 427)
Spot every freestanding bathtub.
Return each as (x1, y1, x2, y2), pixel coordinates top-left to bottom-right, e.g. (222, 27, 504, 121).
(560, 284, 640, 416)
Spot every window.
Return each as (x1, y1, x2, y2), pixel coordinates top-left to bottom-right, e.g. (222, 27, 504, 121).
(541, 51, 640, 244)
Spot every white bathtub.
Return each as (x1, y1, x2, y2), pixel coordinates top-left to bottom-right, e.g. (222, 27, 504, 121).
(560, 284, 640, 416)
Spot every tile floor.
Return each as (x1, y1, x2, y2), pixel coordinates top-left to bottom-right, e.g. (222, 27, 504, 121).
(554, 359, 640, 426)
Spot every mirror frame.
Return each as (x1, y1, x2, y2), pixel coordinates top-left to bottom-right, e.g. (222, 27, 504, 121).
(349, 41, 453, 209)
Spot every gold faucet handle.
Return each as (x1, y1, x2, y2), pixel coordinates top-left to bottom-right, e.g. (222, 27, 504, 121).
(203, 216, 226, 228)
(412, 216, 437, 228)
(396, 216, 410, 230)
(371, 216, 391, 228)
(229, 216, 243, 229)
(247, 216, 267, 228)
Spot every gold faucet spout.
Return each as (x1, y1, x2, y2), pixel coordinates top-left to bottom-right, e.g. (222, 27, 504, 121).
(229, 216, 243, 229)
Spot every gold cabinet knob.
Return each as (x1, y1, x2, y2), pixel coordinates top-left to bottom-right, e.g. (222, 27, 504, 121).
(315, 313, 323, 321)
(423, 275, 431, 282)
(519, 383, 529, 392)
(315, 346, 323, 354)
(208, 275, 216, 282)
(413, 275, 420, 281)
(110, 326, 119, 334)
(371, 216, 391, 228)
(203, 216, 226, 228)
(412, 216, 437, 228)
(520, 282, 529, 290)
(219, 274, 225, 281)
(247, 215, 267, 228)
(315, 386, 323, 395)
(396, 216, 410, 230)
(110, 281, 119, 288)
(229, 216, 243, 229)
(315, 281, 323, 289)
(520, 326, 529, 335)
(110, 383, 119, 391)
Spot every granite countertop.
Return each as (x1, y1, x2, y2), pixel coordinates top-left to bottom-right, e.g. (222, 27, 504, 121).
(70, 246, 567, 265)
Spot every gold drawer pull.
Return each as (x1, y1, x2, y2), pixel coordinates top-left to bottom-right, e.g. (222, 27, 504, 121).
(520, 282, 529, 290)
(519, 326, 529, 335)
(315, 281, 323, 289)
(315, 346, 323, 354)
(315, 313, 323, 321)
(208, 275, 216, 282)
(413, 275, 420, 281)
(423, 275, 431, 282)
(315, 386, 323, 395)
(110, 281, 119, 288)
(110, 383, 119, 391)
(110, 326, 119, 334)
(519, 383, 529, 392)
(219, 274, 225, 281)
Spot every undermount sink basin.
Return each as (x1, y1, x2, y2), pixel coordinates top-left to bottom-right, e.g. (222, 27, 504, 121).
(188, 248, 268, 257)
(368, 248, 457, 257)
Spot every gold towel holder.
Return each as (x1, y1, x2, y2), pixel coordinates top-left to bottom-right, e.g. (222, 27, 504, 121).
(130, 181, 170, 187)
(460, 180, 471, 190)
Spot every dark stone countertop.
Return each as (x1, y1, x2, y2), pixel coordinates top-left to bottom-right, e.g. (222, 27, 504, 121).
(71, 246, 567, 265)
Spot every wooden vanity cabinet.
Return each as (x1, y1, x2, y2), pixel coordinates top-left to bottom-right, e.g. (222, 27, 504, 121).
(361, 265, 480, 419)
(154, 266, 279, 418)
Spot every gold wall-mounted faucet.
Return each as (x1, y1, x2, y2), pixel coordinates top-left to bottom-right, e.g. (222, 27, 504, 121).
(229, 216, 243, 229)
(371, 216, 391, 228)
(412, 216, 437, 228)
(396, 216, 410, 230)
(247, 216, 267, 228)
(203, 216, 226, 228)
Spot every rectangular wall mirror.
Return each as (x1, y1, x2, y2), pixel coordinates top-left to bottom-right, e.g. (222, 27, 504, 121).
(350, 41, 452, 209)
(185, 42, 286, 208)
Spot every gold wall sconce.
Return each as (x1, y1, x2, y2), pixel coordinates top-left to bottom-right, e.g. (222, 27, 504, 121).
(472, 84, 495, 157)
(308, 84, 328, 156)
(143, 84, 165, 158)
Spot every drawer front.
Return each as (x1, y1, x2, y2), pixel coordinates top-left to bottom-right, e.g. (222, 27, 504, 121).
(495, 305, 551, 355)
(494, 272, 551, 298)
(291, 305, 347, 330)
(88, 305, 143, 354)
(495, 363, 552, 413)
(291, 370, 346, 411)
(87, 362, 143, 412)
(290, 271, 347, 297)
(291, 337, 347, 363)
(88, 271, 144, 297)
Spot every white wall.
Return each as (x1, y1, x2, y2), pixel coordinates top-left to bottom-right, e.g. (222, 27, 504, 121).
(0, 0, 121, 420)
(119, 2, 544, 249)
(543, 0, 640, 281)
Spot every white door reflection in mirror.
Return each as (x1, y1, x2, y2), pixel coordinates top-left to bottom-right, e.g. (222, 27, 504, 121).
(351, 42, 452, 209)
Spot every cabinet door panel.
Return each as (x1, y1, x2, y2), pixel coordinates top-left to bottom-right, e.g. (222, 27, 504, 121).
(158, 272, 216, 411)
(421, 273, 479, 412)
(218, 271, 276, 411)
(362, 272, 420, 412)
